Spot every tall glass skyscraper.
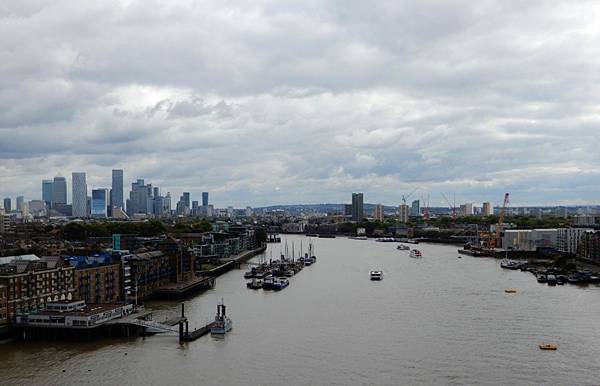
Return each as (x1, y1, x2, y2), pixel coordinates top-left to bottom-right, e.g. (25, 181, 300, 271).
(351, 193, 364, 222)
(111, 169, 124, 209)
(72, 172, 87, 218)
(91, 188, 109, 218)
(52, 176, 67, 206)
(42, 179, 53, 207)
(202, 192, 209, 207)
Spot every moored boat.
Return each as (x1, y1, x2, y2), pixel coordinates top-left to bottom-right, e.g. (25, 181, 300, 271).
(246, 278, 263, 289)
(536, 274, 547, 283)
(500, 259, 521, 270)
(397, 244, 410, 250)
(210, 302, 233, 335)
(271, 277, 290, 291)
(539, 343, 558, 350)
(370, 270, 383, 280)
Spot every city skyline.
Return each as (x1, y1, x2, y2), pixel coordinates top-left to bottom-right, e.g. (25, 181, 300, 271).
(2, 2, 600, 207)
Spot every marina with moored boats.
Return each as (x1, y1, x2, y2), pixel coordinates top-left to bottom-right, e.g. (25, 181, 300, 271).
(242, 241, 317, 291)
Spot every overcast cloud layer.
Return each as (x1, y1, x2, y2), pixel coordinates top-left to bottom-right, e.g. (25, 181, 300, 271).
(1, 0, 600, 207)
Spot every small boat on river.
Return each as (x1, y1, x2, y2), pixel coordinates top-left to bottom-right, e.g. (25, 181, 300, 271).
(210, 302, 233, 335)
(539, 343, 558, 350)
(410, 249, 422, 258)
(370, 270, 383, 280)
(397, 244, 410, 250)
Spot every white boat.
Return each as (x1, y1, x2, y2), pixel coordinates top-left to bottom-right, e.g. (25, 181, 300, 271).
(410, 249, 422, 258)
(370, 270, 383, 280)
(350, 236, 368, 240)
(210, 302, 232, 335)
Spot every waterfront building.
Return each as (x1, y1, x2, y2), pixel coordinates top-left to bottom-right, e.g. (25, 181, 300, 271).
(42, 179, 53, 208)
(398, 204, 409, 224)
(72, 172, 87, 218)
(0, 256, 75, 320)
(15, 300, 133, 329)
(3, 198, 11, 212)
(69, 255, 122, 303)
(111, 169, 124, 209)
(124, 251, 171, 300)
(502, 229, 558, 251)
(482, 202, 492, 217)
(557, 228, 594, 255)
(351, 193, 364, 222)
(374, 204, 384, 221)
(52, 176, 67, 206)
(91, 189, 109, 218)
(578, 231, 600, 264)
(411, 200, 420, 217)
(202, 192, 209, 207)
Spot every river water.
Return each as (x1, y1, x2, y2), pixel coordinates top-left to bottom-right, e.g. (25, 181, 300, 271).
(2, 235, 600, 385)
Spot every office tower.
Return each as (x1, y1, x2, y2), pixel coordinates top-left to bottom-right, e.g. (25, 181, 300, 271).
(72, 172, 87, 218)
(42, 179, 53, 207)
(374, 204, 384, 221)
(111, 169, 124, 209)
(344, 204, 352, 216)
(351, 193, 364, 222)
(202, 192, 209, 207)
(127, 179, 152, 216)
(153, 187, 159, 198)
(183, 192, 190, 209)
(192, 201, 199, 215)
(3, 198, 11, 212)
(411, 200, 420, 217)
(482, 202, 492, 217)
(16, 196, 24, 212)
(91, 189, 109, 218)
(399, 204, 409, 223)
(52, 176, 67, 206)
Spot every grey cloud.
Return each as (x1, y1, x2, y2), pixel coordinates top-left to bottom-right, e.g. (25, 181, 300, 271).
(1, 0, 599, 207)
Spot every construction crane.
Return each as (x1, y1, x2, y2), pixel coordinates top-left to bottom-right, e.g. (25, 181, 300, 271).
(441, 192, 457, 223)
(421, 194, 430, 223)
(489, 193, 510, 249)
(402, 187, 418, 205)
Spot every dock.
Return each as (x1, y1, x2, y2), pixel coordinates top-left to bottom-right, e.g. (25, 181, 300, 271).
(153, 275, 216, 299)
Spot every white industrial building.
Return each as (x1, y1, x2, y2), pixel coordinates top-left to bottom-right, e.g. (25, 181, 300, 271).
(502, 229, 558, 251)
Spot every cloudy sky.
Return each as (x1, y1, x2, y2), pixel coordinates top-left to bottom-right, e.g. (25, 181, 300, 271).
(1, 0, 600, 208)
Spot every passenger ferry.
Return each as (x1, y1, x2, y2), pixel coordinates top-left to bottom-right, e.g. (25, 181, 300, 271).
(370, 270, 383, 280)
(410, 249, 422, 258)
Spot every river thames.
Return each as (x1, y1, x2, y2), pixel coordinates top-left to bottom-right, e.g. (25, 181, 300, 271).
(2, 235, 600, 385)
